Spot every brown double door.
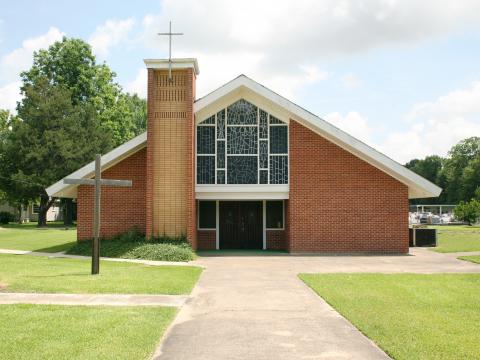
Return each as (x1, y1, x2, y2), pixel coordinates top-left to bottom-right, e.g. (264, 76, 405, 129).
(219, 201, 263, 249)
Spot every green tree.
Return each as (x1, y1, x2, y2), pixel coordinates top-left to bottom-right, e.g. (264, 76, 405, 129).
(441, 137, 480, 203)
(1, 78, 112, 226)
(454, 199, 480, 225)
(406, 155, 444, 204)
(460, 155, 480, 201)
(20, 37, 145, 146)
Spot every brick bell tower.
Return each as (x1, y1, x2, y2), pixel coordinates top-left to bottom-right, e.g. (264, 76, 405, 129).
(144, 59, 199, 248)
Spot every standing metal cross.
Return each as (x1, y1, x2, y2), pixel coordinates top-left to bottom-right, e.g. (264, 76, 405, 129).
(64, 154, 132, 275)
(158, 21, 183, 82)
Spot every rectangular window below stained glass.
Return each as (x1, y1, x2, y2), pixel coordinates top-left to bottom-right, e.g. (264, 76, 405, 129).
(198, 201, 216, 229)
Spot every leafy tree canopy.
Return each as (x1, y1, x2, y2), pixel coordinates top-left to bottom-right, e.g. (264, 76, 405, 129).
(1, 77, 112, 225)
(20, 37, 145, 146)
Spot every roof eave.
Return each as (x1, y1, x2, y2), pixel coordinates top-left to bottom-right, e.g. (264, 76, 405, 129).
(46, 132, 147, 198)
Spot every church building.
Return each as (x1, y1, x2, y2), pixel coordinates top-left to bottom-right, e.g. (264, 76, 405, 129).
(47, 58, 441, 253)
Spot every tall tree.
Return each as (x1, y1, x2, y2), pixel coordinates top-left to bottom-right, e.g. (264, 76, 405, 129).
(442, 137, 480, 203)
(405, 155, 444, 204)
(1, 78, 112, 226)
(20, 37, 145, 146)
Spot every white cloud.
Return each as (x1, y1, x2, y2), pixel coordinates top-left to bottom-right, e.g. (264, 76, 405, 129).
(341, 73, 361, 89)
(0, 27, 64, 111)
(324, 111, 374, 145)
(323, 81, 480, 164)
(0, 27, 64, 83)
(88, 18, 135, 57)
(0, 81, 22, 112)
(379, 81, 480, 163)
(126, 68, 147, 97)
(141, 0, 480, 98)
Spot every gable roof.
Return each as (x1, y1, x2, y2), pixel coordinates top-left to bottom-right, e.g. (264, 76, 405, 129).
(46, 132, 147, 198)
(195, 75, 441, 199)
(47, 75, 441, 199)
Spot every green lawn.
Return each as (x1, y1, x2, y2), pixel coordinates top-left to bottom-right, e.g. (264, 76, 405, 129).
(0, 254, 202, 294)
(429, 225, 480, 253)
(458, 255, 480, 264)
(0, 304, 175, 360)
(0, 222, 76, 252)
(300, 273, 480, 360)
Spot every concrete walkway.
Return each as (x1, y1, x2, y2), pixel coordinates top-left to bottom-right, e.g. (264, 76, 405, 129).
(154, 248, 480, 360)
(0, 248, 197, 267)
(0, 292, 188, 307)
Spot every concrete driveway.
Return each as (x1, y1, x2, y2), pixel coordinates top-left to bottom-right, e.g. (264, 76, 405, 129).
(154, 249, 480, 360)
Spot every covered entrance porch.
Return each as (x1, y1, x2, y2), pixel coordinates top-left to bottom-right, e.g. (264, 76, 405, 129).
(196, 200, 286, 250)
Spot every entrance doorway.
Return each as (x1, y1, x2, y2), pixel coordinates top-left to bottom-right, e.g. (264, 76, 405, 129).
(219, 201, 263, 249)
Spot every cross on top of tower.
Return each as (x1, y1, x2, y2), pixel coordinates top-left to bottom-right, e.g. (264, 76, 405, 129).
(158, 21, 183, 82)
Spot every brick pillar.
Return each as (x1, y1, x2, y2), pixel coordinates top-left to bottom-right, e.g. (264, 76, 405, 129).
(146, 67, 196, 240)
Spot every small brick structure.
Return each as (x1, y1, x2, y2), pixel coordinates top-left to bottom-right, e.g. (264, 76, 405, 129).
(77, 149, 147, 240)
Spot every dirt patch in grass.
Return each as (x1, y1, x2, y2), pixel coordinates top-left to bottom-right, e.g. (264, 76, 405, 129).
(0, 282, 8, 290)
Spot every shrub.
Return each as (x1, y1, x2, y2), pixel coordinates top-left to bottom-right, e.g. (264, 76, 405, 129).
(0, 211, 15, 225)
(454, 199, 480, 225)
(67, 228, 196, 262)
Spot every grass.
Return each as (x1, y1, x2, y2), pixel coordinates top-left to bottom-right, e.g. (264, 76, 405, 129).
(429, 225, 480, 253)
(67, 230, 196, 262)
(458, 255, 480, 264)
(0, 304, 176, 360)
(0, 253, 202, 294)
(300, 273, 480, 360)
(0, 222, 76, 252)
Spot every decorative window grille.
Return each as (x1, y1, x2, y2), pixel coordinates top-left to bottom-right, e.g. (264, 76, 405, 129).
(196, 99, 288, 185)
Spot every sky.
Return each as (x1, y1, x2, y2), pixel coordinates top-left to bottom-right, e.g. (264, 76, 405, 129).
(1, 0, 480, 164)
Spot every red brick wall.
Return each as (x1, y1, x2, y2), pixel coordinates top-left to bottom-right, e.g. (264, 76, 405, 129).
(266, 230, 287, 250)
(288, 120, 409, 253)
(77, 149, 146, 240)
(197, 230, 216, 250)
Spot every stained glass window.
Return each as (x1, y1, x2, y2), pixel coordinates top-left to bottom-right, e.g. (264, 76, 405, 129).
(197, 99, 288, 185)
(259, 110, 268, 139)
(199, 115, 215, 125)
(259, 140, 268, 168)
(259, 170, 268, 184)
(270, 126, 288, 154)
(217, 141, 225, 168)
(270, 155, 288, 184)
(217, 170, 225, 184)
(197, 156, 215, 184)
(269, 115, 284, 124)
(217, 109, 225, 139)
(197, 126, 215, 154)
(227, 127, 257, 154)
(227, 99, 257, 125)
(227, 156, 257, 184)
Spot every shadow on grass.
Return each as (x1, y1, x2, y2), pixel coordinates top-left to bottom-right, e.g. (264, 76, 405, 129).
(3, 222, 76, 231)
(34, 242, 77, 253)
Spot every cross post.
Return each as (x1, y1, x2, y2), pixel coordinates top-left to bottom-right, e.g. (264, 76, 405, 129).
(158, 21, 183, 82)
(64, 154, 132, 275)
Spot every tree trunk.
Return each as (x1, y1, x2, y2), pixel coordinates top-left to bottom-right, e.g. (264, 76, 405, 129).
(63, 198, 74, 226)
(37, 193, 54, 227)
